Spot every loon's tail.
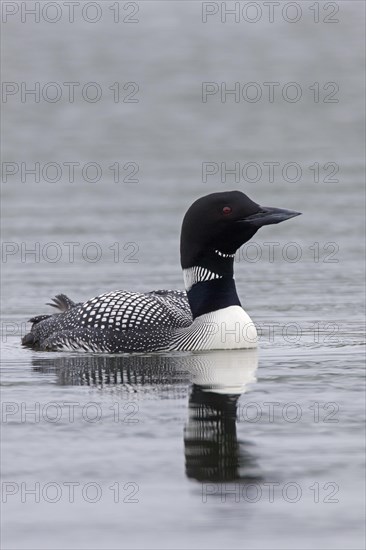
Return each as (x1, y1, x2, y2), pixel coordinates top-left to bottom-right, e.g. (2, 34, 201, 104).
(45, 294, 78, 312)
(22, 294, 79, 349)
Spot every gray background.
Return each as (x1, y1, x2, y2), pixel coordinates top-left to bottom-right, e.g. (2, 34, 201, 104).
(1, 1, 365, 549)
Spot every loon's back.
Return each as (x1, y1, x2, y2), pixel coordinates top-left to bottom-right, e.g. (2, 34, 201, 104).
(23, 291, 193, 352)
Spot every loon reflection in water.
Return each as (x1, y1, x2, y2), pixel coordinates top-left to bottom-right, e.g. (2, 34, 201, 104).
(32, 353, 191, 394)
(32, 350, 259, 482)
(183, 350, 260, 482)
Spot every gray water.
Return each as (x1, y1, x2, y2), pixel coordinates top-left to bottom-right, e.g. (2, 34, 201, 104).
(1, 1, 365, 549)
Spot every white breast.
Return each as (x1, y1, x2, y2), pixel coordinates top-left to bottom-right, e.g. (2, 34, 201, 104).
(171, 306, 258, 350)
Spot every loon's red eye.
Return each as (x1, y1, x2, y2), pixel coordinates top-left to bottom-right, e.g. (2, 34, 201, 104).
(222, 206, 232, 215)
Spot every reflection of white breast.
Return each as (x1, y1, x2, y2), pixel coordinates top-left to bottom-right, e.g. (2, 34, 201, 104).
(184, 348, 258, 394)
(171, 306, 258, 351)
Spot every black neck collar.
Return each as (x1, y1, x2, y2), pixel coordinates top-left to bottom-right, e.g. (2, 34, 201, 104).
(187, 278, 241, 319)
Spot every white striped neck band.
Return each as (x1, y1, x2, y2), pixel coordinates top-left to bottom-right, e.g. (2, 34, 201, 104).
(214, 249, 236, 259)
(183, 266, 223, 292)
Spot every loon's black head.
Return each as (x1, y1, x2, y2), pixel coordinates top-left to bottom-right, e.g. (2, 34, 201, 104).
(180, 190, 301, 269)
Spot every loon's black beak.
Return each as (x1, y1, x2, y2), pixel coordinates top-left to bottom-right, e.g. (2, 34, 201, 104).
(241, 206, 302, 227)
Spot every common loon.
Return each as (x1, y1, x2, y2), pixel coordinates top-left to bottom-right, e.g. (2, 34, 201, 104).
(22, 191, 300, 352)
